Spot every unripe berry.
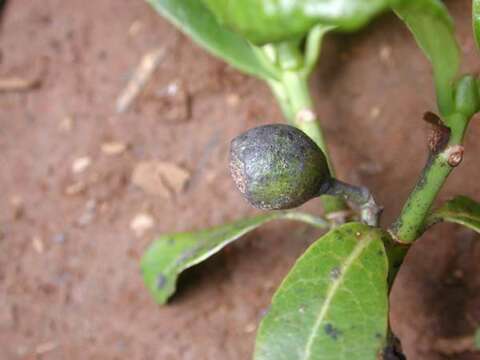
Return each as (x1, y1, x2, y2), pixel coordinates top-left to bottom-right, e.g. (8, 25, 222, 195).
(230, 124, 331, 210)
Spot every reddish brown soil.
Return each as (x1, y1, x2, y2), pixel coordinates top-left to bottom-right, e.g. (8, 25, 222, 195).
(1, 1, 480, 359)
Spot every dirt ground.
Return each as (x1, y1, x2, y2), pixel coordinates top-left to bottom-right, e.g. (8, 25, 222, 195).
(1, 1, 480, 359)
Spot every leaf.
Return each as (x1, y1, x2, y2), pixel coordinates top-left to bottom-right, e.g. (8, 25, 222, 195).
(304, 24, 335, 75)
(393, 0, 460, 116)
(255, 223, 390, 360)
(474, 0, 480, 50)
(141, 211, 328, 305)
(201, 0, 395, 45)
(427, 195, 480, 232)
(146, 0, 279, 80)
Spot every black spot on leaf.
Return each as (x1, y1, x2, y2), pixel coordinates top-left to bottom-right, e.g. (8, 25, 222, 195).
(330, 267, 341, 280)
(324, 323, 341, 340)
(156, 274, 167, 289)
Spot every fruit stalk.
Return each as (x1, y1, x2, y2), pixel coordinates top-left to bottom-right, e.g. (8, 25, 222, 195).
(323, 179, 382, 226)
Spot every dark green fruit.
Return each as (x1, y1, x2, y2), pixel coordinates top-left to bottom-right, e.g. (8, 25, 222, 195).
(230, 124, 331, 210)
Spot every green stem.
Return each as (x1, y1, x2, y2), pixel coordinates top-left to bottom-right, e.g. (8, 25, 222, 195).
(261, 40, 348, 216)
(269, 72, 348, 215)
(390, 113, 470, 243)
(268, 79, 295, 121)
(281, 71, 332, 167)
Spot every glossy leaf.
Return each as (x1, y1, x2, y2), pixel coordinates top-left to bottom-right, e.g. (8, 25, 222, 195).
(393, 0, 460, 116)
(427, 195, 480, 232)
(146, 0, 279, 80)
(255, 223, 390, 360)
(474, 0, 480, 50)
(141, 211, 328, 304)
(201, 0, 396, 45)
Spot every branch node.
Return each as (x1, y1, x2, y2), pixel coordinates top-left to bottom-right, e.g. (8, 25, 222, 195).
(444, 145, 465, 167)
(296, 108, 316, 123)
(324, 179, 382, 227)
(386, 229, 411, 246)
(424, 111, 451, 153)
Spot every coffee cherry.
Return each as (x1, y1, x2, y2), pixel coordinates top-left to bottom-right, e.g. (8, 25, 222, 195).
(230, 124, 331, 210)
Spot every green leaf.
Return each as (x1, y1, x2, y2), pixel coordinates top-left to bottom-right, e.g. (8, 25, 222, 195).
(474, 0, 480, 50)
(427, 195, 480, 232)
(141, 211, 328, 305)
(146, 0, 279, 80)
(255, 223, 390, 360)
(393, 0, 460, 116)
(202, 0, 396, 45)
(304, 25, 335, 75)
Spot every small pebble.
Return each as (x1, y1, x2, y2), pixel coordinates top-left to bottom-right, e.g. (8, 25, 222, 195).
(166, 82, 178, 96)
(128, 20, 143, 37)
(59, 116, 74, 132)
(155, 80, 191, 122)
(72, 157, 91, 174)
(379, 45, 392, 63)
(10, 195, 24, 220)
(130, 213, 154, 237)
(64, 181, 86, 196)
(244, 323, 256, 333)
(101, 141, 127, 156)
(32, 236, 45, 253)
(226, 93, 240, 107)
(370, 106, 381, 119)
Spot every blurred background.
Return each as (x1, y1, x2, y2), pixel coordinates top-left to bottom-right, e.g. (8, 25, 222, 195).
(1, 0, 480, 359)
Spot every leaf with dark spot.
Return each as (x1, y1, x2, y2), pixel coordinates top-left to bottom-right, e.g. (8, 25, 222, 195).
(255, 223, 390, 360)
(156, 274, 167, 289)
(324, 323, 341, 340)
(141, 211, 328, 304)
(329, 267, 341, 280)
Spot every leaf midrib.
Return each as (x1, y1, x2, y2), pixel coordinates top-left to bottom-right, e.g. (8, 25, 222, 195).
(443, 210, 480, 223)
(302, 233, 374, 360)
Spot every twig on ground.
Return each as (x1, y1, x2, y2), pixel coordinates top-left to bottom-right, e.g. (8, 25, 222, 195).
(115, 48, 165, 113)
(0, 76, 41, 92)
